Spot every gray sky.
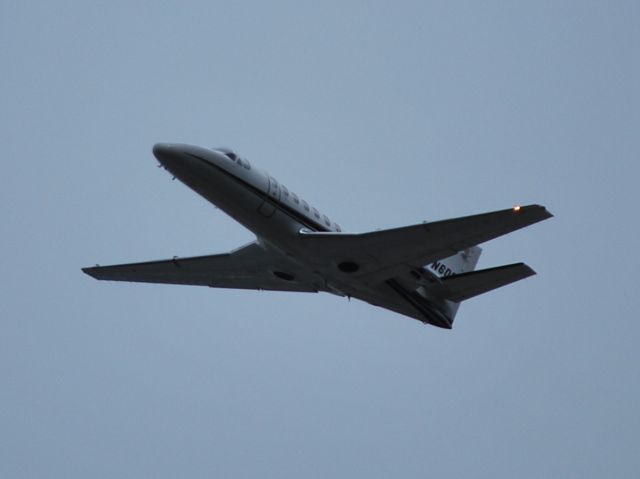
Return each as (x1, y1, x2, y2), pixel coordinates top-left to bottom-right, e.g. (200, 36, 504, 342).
(1, 1, 638, 477)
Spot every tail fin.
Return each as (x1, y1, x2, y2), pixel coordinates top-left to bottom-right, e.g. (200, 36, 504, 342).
(415, 250, 535, 329)
(414, 247, 482, 328)
(425, 246, 482, 278)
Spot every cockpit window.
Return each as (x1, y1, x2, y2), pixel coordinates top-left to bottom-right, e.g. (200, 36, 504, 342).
(213, 147, 251, 170)
(214, 147, 237, 161)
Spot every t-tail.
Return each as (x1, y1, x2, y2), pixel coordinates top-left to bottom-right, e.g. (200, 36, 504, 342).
(415, 247, 535, 329)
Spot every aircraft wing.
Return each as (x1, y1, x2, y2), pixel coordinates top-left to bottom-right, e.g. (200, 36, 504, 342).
(300, 205, 552, 284)
(82, 242, 319, 293)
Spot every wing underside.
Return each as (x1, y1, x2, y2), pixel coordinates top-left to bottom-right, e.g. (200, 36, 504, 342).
(82, 242, 319, 293)
(299, 204, 552, 284)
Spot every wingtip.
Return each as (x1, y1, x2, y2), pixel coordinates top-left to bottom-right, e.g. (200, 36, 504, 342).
(521, 263, 537, 278)
(82, 266, 100, 279)
(539, 205, 554, 219)
(517, 204, 553, 221)
(535, 204, 553, 219)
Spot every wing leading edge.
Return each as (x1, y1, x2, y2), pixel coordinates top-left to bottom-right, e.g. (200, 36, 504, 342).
(82, 242, 319, 293)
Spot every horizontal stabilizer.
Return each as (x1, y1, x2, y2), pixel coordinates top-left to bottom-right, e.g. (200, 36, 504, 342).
(440, 263, 535, 302)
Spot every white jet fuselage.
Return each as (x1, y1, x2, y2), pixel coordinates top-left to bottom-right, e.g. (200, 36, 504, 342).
(154, 143, 359, 297)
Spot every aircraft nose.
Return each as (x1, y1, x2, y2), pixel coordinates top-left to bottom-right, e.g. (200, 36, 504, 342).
(152, 143, 181, 167)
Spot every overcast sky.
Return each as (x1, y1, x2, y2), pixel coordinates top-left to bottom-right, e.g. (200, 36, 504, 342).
(1, 1, 638, 478)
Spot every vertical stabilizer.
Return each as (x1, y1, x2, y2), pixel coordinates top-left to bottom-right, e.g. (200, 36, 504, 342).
(415, 246, 482, 328)
(425, 246, 482, 278)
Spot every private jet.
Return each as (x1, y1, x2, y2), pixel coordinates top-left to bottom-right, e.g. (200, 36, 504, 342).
(83, 143, 552, 329)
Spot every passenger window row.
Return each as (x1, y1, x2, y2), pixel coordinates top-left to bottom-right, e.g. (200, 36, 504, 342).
(214, 147, 342, 232)
(277, 181, 341, 232)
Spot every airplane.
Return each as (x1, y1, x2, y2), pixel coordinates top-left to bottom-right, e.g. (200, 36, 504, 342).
(82, 143, 552, 329)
